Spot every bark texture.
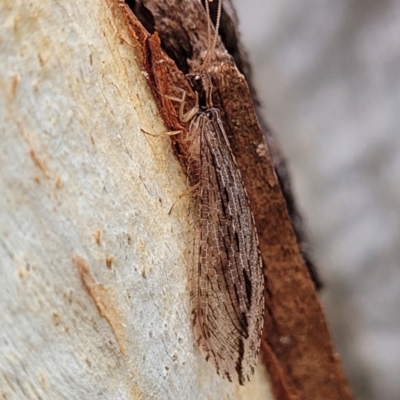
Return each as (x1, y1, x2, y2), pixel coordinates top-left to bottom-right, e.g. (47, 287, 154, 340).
(129, 1, 352, 399)
(0, 0, 351, 399)
(0, 0, 271, 398)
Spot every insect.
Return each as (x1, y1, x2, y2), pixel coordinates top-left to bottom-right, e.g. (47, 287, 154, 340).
(175, 0, 265, 385)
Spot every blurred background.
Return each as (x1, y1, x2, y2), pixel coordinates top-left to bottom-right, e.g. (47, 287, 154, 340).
(232, 1, 400, 399)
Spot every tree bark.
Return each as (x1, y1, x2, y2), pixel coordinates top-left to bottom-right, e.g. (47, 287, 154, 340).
(0, 0, 272, 398)
(0, 0, 351, 399)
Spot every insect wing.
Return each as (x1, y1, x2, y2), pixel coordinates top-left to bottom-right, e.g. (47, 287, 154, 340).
(190, 108, 264, 384)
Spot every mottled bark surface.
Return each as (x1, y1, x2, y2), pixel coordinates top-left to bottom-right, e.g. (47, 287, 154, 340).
(0, 0, 271, 398)
(0, 0, 351, 398)
(129, 1, 352, 399)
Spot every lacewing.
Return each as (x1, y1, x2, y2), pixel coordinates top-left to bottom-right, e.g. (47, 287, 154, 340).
(183, 71, 264, 384)
(144, 0, 265, 384)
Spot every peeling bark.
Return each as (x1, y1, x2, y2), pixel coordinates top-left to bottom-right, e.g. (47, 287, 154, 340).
(0, 0, 351, 399)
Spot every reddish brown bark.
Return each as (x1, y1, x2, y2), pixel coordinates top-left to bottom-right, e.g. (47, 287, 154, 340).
(108, 1, 353, 398)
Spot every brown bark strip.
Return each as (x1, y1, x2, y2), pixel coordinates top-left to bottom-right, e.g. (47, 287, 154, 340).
(108, 1, 353, 398)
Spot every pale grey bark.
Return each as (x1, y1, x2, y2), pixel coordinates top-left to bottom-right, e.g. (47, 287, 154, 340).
(0, 0, 273, 398)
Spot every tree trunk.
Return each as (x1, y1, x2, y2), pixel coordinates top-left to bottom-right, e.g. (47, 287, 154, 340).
(0, 0, 272, 397)
(0, 0, 351, 399)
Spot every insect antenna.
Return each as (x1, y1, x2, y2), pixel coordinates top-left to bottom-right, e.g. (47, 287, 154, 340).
(201, 0, 222, 72)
